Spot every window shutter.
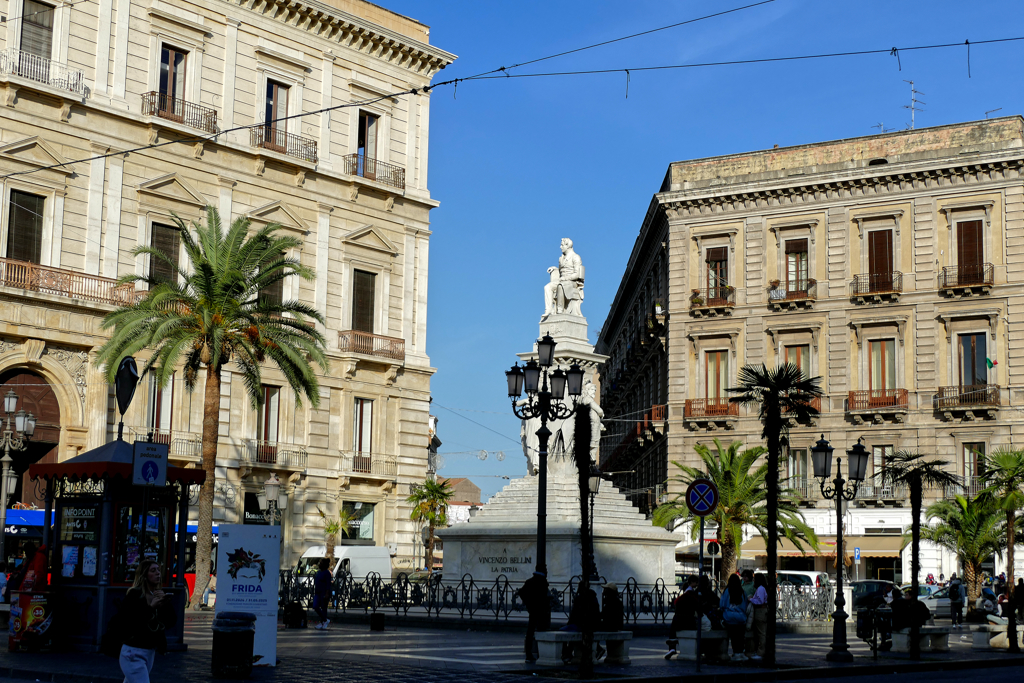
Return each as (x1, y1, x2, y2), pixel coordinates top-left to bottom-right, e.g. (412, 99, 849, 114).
(785, 238, 807, 254)
(7, 190, 45, 264)
(957, 220, 983, 267)
(352, 270, 376, 333)
(868, 230, 893, 273)
(150, 223, 181, 283)
(21, 1, 54, 59)
(705, 247, 727, 263)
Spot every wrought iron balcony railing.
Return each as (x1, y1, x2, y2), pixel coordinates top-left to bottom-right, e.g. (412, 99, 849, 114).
(338, 330, 405, 361)
(944, 475, 987, 499)
(939, 263, 994, 289)
(690, 286, 735, 310)
(781, 396, 821, 415)
(127, 426, 202, 461)
(0, 48, 86, 96)
(851, 271, 903, 296)
(848, 389, 909, 411)
(855, 483, 908, 500)
(141, 91, 217, 133)
(0, 256, 144, 306)
(250, 126, 318, 164)
(684, 397, 739, 418)
(934, 384, 1000, 409)
(768, 278, 816, 302)
(342, 451, 397, 477)
(241, 439, 308, 471)
(342, 154, 406, 191)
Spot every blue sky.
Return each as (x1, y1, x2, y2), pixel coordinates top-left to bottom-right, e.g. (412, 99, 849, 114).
(381, 0, 1024, 500)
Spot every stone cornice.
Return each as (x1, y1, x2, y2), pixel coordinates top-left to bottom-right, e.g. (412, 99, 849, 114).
(659, 155, 1024, 220)
(227, 0, 456, 78)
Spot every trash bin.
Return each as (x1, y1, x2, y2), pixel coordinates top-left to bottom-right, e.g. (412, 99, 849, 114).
(856, 607, 873, 640)
(212, 612, 257, 679)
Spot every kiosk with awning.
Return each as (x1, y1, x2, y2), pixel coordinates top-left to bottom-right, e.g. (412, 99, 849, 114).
(740, 535, 905, 581)
(27, 439, 205, 652)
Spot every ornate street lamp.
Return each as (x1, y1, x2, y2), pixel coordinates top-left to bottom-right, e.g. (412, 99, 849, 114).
(585, 468, 603, 582)
(506, 337, 584, 580)
(812, 435, 869, 663)
(0, 390, 36, 565)
(262, 473, 283, 525)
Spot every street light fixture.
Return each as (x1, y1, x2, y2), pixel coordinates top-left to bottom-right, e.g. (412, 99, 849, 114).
(506, 337, 584, 581)
(262, 473, 283, 525)
(812, 434, 869, 663)
(585, 468, 603, 581)
(0, 390, 35, 565)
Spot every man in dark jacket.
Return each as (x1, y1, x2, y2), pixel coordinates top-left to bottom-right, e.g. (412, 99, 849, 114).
(519, 571, 550, 663)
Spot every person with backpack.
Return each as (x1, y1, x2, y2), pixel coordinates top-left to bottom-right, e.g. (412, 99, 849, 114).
(948, 573, 964, 627)
(117, 559, 176, 683)
(720, 574, 749, 661)
(748, 572, 768, 660)
(312, 558, 332, 630)
(519, 571, 550, 663)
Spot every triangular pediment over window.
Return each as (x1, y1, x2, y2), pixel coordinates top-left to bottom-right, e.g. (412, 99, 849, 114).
(247, 200, 310, 234)
(0, 136, 74, 175)
(138, 173, 208, 207)
(343, 225, 398, 256)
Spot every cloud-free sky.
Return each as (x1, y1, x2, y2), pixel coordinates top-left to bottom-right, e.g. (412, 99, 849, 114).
(380, 0, 1024, 500)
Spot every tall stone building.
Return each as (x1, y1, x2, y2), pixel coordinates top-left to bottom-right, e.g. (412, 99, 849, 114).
(598, 118, 1024, 582)
(0, 0, 454, 572)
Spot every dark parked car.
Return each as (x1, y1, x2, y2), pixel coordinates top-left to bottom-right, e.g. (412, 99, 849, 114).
(851, 580, 897, 610)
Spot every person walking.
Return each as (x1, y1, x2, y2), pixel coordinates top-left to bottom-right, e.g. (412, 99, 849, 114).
(748, 573, 768, 660)
(118, 559, 175, 683)
(312, 558, 332, 630)
(720, 574, 749, 662)
(948, 573, 964, 628)
(519, 571, 550, 663)
(665, 575, 699, 659)
(596, 582, 624, 661)
(1016, 579, 1024, 623)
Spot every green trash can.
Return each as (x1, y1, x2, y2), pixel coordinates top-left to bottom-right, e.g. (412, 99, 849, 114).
(212, 611, 257, 679)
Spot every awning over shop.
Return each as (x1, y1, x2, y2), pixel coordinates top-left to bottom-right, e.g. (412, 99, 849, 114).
(740, 535, 904, 558)
(675, 542, 701, 558)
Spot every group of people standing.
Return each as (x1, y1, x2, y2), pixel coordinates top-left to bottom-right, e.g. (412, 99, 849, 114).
(665, 569, 768, 662)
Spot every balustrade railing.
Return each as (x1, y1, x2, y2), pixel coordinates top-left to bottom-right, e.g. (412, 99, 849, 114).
(848, 388, 909, 411)
(851, 271, 903, 296)
(944, 475, 987, 498)
(338, 330, 405, 361)
(342, 154, 406, 190)
(241, 439, 307, 470)
(343, 451, 397, 477)
(0, 48, 86, 96)
(934, 384, 1000, 409)
(250, 126, 318, 163)
(141, 91, 217, 132)
(939, 263, 994, 289)
(0, 256, 144, 306)
(685, 397, 739, 418)
(768, 278, 816, 301)
(690, 286, 735, 309)
(127, 426, 202, 461)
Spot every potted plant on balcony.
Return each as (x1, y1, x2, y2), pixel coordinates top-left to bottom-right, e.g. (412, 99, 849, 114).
(690, 289, 704, 306)
(768, 279, 787, 301)
(654, 299, 664, 315)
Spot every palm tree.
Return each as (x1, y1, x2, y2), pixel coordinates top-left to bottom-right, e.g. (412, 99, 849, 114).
(979, 448, 1024, 652)
(653, 438, 819, 584)
(96, 207, 328, 608)
(317, 506, 347, 563)
(728, 363, 822, 665)
(407, 478, 454, 574)
(878, 450, 960, 658)
(920, 494, 1005, 605)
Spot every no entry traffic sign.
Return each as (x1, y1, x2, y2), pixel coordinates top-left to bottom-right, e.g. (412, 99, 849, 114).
(685, 478, 719, 517)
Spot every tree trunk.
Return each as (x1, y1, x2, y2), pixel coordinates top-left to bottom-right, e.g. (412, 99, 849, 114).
(190, 364, 221, 610)
(909, 477, 922, 659)
(720, 525, 738, 583)
(765, 421, 780, 666)
(426, 520, 435, 575)
(965, 562, 981, 604)
(326, 534, 336, 563)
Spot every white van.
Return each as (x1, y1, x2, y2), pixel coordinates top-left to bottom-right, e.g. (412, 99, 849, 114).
(295, 545, 393, 581)
(756, 569, 831, 589)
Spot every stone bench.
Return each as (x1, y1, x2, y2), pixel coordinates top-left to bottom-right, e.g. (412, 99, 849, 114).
(972, 623, 1023, 650)
(534, 631, 632, 666)
(673, 630, 729, 661)
(891, 626, 951, 653)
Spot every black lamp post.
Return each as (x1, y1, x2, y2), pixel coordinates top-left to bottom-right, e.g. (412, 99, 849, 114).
(506, 334, 584, 580)
(812, 434, 869, 663)
(585, 468, 602, 582)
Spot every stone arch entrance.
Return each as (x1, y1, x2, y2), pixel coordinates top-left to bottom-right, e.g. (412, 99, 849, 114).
(0, 370, 60, 508)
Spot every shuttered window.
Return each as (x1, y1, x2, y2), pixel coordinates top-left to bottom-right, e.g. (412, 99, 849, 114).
(7, 190, 44, 264)
(352, 270, 375, 333)
(150, 223, 180, 284)
(957, 220, 983, 266)
(358, 111, 378, 161)
(21, 1, 54, 59)
(784, 344, 810, 379)
(257, 386, 280, 443)
(963, 442, 985, 479)
(353, 398, 372, 454)
(785, 238, 808, 290)
(705, 247, 727, 290)
(705, 350, 728, 399)
(868, 339, 896, 391)
(265, 80, 288, 150)
(259, 252, 285, 308)
(868, 230, 893, 274)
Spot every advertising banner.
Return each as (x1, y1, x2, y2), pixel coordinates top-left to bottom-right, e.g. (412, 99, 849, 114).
(215, 524, 280, 666)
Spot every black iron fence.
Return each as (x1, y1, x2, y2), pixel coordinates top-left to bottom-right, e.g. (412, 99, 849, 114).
(277, 571, 835, 624)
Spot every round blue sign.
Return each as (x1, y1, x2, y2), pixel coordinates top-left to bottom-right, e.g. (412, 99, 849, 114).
(685, 478, 719, 517)
(141, 460, 160, 483)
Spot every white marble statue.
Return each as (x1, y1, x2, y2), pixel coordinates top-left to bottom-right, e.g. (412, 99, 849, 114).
(541, 238, 585, 320)
(542, 267, 559, 319)
(580, 382, 605, 462)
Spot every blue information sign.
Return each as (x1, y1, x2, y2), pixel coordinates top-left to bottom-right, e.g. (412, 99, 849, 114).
(685, 478, 719, 517)
(133, 441, 169, 487)
(854, 547, 861, 562)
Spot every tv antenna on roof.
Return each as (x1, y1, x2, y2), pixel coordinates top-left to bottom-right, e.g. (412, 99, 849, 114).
(986, 108, 1003, 118)
(903, 80, 926, 130)
(871, 122, 896, 134)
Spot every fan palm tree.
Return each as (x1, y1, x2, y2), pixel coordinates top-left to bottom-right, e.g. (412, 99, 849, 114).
(979, 448, 1024, 652)
(920, 494, 1005, 605)
(728, 363, 822, 665)
(407, 478, 454, 574)
(878, 450, 960, 658)
(95, 207, 329, 608)
(653, 438, 819, 584)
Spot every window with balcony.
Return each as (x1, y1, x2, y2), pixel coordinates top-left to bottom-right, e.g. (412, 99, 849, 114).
(939, 219, 994, 291)
(150, 222, 180, 284)
(706, 247, 728, 302)
(964, 442, 985, 478)
(147, 373, 173, 433)
(869, 339, 896, 393)
(868, 229, 893, 292)
(255, 385, 280, 463)
(156, 45, 187, 122)
(959, 333, 988, 387)
(786, 238, 809, 294)
(787, 447, 809, 496)
(263, 80, 289, 153)
(706, 350, 728, 401)
(258, 253, 284, 308)
(358, 111, 378, 174)
(784, 344, 810, 379)
(353, 397, 373, 472)
(6, 190, 44, 263)
(872, 445, 892, 480)
(352, 270, 376, 333)
(21, 1, 54, 61)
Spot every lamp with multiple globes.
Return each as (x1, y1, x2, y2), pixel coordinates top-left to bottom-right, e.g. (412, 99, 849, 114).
(0, 390, 36, 564)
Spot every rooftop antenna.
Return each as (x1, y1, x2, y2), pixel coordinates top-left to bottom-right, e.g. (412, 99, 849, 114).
(871, 123, 896, 134)
(986, 108, 1003, 118)
(903, 80, 926, 130)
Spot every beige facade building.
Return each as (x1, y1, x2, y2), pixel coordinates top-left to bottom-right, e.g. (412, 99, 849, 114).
(599, 118, 1024, 582)
(0, 0, 454, 572)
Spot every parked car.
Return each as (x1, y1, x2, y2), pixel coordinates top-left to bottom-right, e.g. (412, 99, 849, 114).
(757, 570, 832, 589)
(850, 579, 898, 610)
(900, 583, 952, 618)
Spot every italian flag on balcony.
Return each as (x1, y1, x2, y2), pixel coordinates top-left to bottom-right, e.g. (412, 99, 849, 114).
(987, 358, 997, 368)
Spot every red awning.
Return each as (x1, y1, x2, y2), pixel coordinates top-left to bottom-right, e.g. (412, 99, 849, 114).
(29, 439, 206, 485)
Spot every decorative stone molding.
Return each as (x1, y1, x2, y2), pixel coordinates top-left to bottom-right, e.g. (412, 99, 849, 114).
(0, 339, 18, 354)
(769, 217, 819, 248)
(43, 345, 89, 409)
(850, 315, 909, 345)
(384, 366, 401, 386)
(940, 199, 994, 228)
(937, 308, 1000, 344)
(23, 339, 45, 363)
(766, 321, 823, 352)
(341, 359, 358, 379)
(853, 209, 904, 238)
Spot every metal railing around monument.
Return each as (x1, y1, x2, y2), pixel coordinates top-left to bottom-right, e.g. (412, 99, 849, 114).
(278, 571, 833, 624)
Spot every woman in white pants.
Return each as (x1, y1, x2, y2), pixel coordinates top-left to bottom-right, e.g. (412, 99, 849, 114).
(119, 559, 175, 683)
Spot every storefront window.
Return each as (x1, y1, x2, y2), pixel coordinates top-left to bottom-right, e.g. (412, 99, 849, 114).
(58, 503, 100, 581)
(113, 504, 169, 584)
(341, 501, 375, 541)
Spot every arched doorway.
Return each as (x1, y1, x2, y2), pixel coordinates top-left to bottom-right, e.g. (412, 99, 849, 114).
(0, 370, 61, 508)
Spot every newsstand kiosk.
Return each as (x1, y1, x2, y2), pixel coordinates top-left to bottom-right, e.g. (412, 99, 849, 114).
(23, 439, 205, 652)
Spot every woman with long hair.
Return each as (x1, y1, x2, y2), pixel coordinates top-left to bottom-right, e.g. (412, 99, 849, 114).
(119, 559, 176, 682)
(719, 573, 749, 661)
(748, 573, 769, 660)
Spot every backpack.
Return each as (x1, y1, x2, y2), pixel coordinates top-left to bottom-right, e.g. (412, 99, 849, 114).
(283, 601, 307, 628)
(723, 599, 746, 626)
